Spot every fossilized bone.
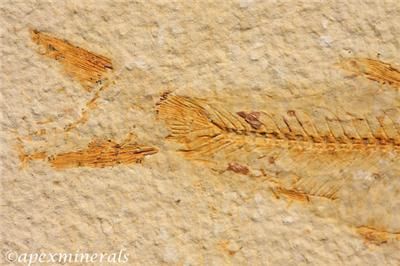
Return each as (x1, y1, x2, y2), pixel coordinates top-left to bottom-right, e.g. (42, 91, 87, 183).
(338, 58, 400, 90)
(157, 94, 400, 243)
(31, 29, 113, 92)
(157, 94, 399, 200)
(17, 136, 158, 169)
(157, 95, 399, 154)
(29, 29, 115, 134)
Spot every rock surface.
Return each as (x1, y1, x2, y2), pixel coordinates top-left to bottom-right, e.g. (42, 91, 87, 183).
(1, 1, 400, 265)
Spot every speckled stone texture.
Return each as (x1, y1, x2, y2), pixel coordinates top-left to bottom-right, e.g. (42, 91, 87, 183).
(1, 1, 400, 265)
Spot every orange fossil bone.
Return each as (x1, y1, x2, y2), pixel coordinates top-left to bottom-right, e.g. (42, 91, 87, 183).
(356, 226, 400, 245)
(29, 29, 114, 133)
(156, 94, 399, 205)
(338, 58, 400, 89)
(227, 162, 250, 175)
(236, 111, 262, 129)
(18, 139, 158, 169)
(30, 29, 113, 92)
(157, 95, 400, 157)
(272, 187, 310, 203)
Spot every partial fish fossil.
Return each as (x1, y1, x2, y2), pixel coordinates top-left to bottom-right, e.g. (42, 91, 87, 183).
(157, 94, 400, 243)
(157, 95, 399, 156)
(18, 138, 158, 170)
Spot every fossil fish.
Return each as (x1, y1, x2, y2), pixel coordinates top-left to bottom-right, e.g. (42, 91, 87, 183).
(157, 94, 399, 200)
(157, 95, 400, 156)
(157, 94, 400, 244)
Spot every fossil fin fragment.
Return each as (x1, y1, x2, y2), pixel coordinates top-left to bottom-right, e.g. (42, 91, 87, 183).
(18, 138, 157, 170)
(339, 58, 400, 89)
(31, 29, 113, 92)
(268, 173, 342, 202)
(357, 226, 400, 245)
